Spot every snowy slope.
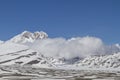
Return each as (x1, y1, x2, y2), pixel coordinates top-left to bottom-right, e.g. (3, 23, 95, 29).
(9, 31, 48, 43)
(75, 52, 120, 68)
(0, 42, 55, 68)
(0, 42, 28, 55)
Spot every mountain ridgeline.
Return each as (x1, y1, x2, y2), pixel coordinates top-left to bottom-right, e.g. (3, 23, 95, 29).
(0, 31, 120, 69)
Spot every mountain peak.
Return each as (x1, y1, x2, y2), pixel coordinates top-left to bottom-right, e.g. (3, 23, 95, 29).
(34, 31, 48, 39)
(21, 30, 31, 35)
(9, 31, 48, 43)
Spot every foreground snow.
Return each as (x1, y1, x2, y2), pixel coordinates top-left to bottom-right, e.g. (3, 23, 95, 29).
(0, 65, 120, 80)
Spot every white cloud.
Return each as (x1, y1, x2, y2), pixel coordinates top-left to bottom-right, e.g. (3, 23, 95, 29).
(30, 36, 111, 59)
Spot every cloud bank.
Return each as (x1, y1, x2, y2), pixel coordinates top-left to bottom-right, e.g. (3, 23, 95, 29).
(30, 36, 118, 59)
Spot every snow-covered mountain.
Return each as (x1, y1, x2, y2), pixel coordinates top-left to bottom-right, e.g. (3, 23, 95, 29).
(9, 31, 48, 43)
(75, 52, 120, 68)
(0, 31, 120, 70)
(0, 42, 55, 68)
(0, 42, 120, 69)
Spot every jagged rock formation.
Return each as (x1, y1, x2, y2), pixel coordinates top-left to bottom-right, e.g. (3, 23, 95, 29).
(9, 31, 48, 43)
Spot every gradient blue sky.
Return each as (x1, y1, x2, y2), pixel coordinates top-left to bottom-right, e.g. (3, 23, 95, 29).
(0, 0, 119, 44)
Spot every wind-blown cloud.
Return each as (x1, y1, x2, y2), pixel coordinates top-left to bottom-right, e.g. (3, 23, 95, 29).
(30, 36, 114, 59)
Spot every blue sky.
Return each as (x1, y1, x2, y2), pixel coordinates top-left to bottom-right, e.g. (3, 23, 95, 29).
(0, 0, 119, 44)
